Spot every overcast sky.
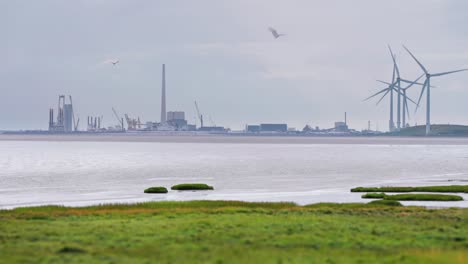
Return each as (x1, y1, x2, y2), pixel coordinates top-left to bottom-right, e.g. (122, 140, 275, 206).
(2, 0, 468, 131)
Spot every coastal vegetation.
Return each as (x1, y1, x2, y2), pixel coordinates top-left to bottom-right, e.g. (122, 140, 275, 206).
(351, 185, 468, 193)
(383, 193, 463, 201)
(144, 187, 168, 193)
(368, 200, 402, 206)
(361, 192, 463, 201)
(171, 183, 214, 190)
(0, 201, 467, 263)
(361, 193, 386, 199)
(388, 124, 468, 137)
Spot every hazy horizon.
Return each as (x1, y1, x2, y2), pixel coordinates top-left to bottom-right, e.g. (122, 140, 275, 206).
(3, 0, 468, 131)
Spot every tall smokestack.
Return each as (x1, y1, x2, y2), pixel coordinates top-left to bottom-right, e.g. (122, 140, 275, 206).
(345, 112, 347, 126)
(160, 64, 166, 123)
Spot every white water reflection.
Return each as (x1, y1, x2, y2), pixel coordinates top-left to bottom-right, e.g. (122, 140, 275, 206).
(1, 140, 467, 208)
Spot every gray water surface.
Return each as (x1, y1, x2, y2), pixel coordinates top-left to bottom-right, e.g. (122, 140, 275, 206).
(1, 139, 468, 209)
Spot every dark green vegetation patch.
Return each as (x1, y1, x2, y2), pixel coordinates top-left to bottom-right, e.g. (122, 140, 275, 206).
(368, 200, 402, 206)
(171, 183, 214, 190)
(57, 246, 87, 254)
(383, 193, 463, 201)
(361, 193, 386, 199)
(144, 187, 168, 193)
(351, 185, 468, 193)
(0, 201, 467, 263)
(389, 124, 468, 137)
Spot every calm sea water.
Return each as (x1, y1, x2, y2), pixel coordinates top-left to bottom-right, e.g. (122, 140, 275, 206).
(1, 140, 468, 208)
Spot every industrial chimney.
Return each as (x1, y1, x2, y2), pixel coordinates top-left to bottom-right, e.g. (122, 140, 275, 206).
(160, 64, 166, 123)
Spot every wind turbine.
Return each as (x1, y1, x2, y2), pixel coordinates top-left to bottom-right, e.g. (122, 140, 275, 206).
(403, 45, 468, 135)
(380, 74, 425, 128)
(388, 45, 428, 131)
(368, 62, 396, 131)
(368, 80, 418, 113)
(364, 68, 398, 132)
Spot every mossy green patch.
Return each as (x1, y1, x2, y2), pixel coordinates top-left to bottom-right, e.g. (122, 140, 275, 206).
(368, 200, 402, 206)
(171, 183, 214, 190)
(351, 185, 468, 193)
(144, 187, 168, 193)
(361, 193, 386, 199)
(383, 193, 463, 201)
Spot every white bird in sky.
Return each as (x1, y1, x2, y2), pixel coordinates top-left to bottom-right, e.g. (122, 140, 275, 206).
(268, 27, 285, 39)
(102, 59, 119, 66)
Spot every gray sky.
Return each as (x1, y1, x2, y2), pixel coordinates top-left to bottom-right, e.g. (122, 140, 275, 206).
(2, 0, 468, 131)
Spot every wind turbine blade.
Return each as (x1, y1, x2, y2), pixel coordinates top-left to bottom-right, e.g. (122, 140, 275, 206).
(404, 95, 418, 106)
(401, 74, 425, 90)
(377, 80, 392, 86)
(363, 88, 389, 101)
(376, 89, 390, 105)
(392, 87, 415, 105)
(431, 69, 468, 77)
(403, 45, 428, 75)
(388, 45, 400, 78)
(416, 78, 428, 109)
(391, 62, 396, 84)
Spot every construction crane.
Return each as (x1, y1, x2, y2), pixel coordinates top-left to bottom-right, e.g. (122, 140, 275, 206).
(209, 116, 216, 127)
(194, 101, 204, 128)
(112, 107, 125, 131)
(74, 118, 80, 131)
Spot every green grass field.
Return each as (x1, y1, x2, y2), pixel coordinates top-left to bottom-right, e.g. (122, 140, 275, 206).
(0, 201, 467, 264)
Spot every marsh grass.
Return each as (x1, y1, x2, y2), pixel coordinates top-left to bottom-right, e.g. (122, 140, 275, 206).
(57, 246, 87, 254)
(0, 201, 467, 263)
(383, 193, 463, 201)
(361, 193, 386, 199)
(351, 185, 468, 193)
(368, 200, 402, 206)
(171, 183, 214, 190)
(144, 187, 168, 193)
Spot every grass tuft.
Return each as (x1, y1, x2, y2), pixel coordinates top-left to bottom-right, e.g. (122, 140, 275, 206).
(144, 187, 168, 194)
(57, 246, 87, 254)
(351, 185, 468, 193)
(383, 194, 463, 201)
(368, 200, 402, 206)
(361, 193, 386, 199)
(171, 183, 214, 190)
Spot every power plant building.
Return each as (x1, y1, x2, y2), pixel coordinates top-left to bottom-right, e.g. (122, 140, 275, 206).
(167, 111, 188, 129)
(246, 125, 260, 133)
(167, 111, 185, 121)
(260, 124, 288, 132)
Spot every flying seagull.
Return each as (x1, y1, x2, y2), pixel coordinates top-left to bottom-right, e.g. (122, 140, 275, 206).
(111, 60, 119, 66)
(268, 27, 285, 39)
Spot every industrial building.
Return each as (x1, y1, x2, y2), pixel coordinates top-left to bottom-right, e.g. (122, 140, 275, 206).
(198, 126, 225, 132)
(334, 122, 349, 132)
(48, 95, 76, 133)
(245, 124, 288, 133)
(167, 111, 188, 129)
(333, 112, 349, 132)
(260, 124, 288, 133)
(246, 125, 261, 133)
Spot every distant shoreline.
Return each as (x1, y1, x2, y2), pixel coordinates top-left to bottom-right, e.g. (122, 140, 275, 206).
(1, 133, 468, 145)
